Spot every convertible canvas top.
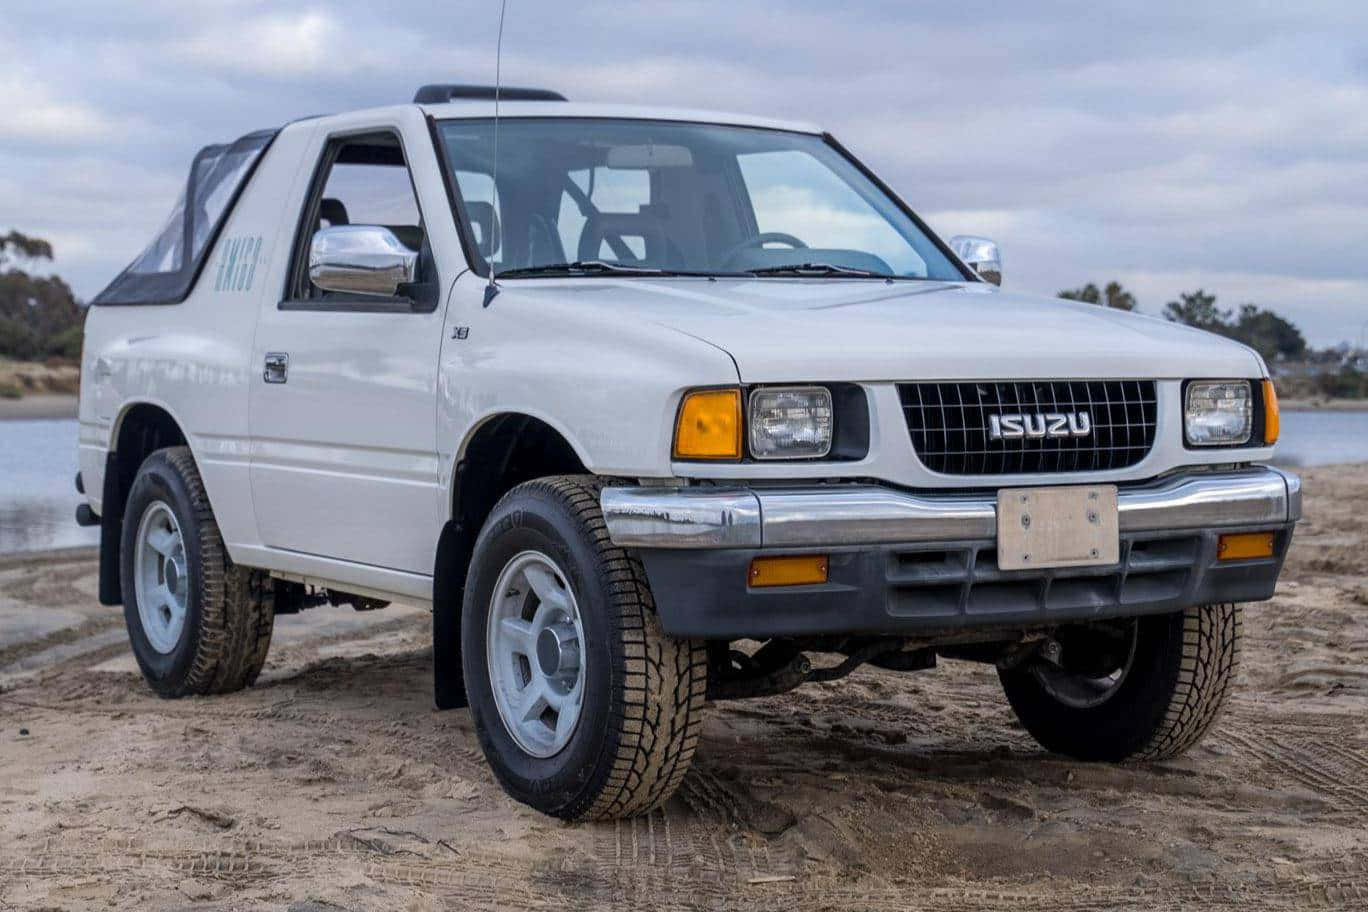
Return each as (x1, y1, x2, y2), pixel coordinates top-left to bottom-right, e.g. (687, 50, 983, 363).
(93, 129, 277, 306)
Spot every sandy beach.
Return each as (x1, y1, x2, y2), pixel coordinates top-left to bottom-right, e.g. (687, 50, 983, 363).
(1, 465, 1365, 910)
(0, 361, 80, 420)
(0, 393, 78, 421)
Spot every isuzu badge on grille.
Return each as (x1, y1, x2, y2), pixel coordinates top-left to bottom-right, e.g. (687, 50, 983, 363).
(988, 412, 1092, 440)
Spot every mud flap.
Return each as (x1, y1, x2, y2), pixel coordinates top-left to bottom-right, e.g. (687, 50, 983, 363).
(432, 521, 469, 709)
(98, 451, 123, 606)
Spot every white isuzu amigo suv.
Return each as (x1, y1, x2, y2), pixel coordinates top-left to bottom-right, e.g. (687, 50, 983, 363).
(77, 84, 1300, 821)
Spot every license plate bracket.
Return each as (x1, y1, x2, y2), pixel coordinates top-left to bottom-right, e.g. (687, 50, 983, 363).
(996, 485, 1119, 571)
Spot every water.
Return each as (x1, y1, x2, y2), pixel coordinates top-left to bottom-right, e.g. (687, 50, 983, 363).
(1270, 410, 1368, 468)
(0, 418, 99, 554)
(1, 413, 1365, 555)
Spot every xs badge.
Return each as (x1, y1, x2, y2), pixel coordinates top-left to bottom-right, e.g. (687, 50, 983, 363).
(989, 411, 1092, 440)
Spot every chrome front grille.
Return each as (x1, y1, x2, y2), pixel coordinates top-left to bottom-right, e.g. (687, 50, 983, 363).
(897, 380, 1158, 475)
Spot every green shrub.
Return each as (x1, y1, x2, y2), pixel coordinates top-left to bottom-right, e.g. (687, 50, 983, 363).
(46, 325, 84, 361)
(0, 379, 22, 399)
(0, 316, 39, 360)
(1313, 368, 1368, 399)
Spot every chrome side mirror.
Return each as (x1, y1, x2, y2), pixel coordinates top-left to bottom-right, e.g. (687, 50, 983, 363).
(309, 225, 418, 297)
(948, 235, 1002, 286)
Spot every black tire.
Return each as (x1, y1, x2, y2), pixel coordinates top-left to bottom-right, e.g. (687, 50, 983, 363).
(461, 475, 707, 821)
(120, 446, 274, 698)
(999, 604, 1241, 762)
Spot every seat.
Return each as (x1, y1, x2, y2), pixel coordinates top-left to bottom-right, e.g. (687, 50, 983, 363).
(318, 197, 349, 229)
(577, 212, 682, 266)
(383, 225, 424, 252)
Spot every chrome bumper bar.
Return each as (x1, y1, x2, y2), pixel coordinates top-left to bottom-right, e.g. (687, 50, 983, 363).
(600, 467, 1301, 550)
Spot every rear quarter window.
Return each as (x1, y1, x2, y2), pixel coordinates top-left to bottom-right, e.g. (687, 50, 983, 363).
(92, 129, 276, 306)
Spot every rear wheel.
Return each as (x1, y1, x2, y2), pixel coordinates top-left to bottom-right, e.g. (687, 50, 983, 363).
(999, 604, 1241, 761)
(462, 476, 708, 820)
(120, 447, 274, 698)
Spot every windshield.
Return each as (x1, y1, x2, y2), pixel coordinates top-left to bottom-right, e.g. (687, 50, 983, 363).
(436, 118, 966, 280)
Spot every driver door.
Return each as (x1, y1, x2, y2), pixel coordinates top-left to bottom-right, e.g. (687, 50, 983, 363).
(248, 126, 446, 574)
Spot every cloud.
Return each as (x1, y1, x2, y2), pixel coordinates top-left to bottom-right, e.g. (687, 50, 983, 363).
(0, 34, 131, 148)
(170, 10, 341, 78)
(1, 0, 1364, 343)
(0, 83, 120, 145)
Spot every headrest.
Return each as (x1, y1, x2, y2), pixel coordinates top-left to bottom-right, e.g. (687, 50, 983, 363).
(318, 198, 349, 227)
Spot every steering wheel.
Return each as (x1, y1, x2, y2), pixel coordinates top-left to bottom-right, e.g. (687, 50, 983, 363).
(720, 232, 808, 267)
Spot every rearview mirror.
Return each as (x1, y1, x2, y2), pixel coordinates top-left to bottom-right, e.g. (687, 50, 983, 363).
(605, 143, 694, 169)
(309, 225, 418, 297)
(948, 235, 1002, 286)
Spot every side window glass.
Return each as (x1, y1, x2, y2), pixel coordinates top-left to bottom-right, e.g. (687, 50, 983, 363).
(292, 133, 428, 303)
(93, 130, 274, 305)
(322, 163, 421, 229)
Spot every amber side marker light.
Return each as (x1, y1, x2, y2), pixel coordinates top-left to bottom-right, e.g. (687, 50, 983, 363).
(1262, 378, 1280, 445)
(1218, 532, 1276, 561)
(673, 388, 742, 460)
(748, 555, 830, 588)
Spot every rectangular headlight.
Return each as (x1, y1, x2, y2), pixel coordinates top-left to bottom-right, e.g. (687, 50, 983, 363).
(749, 386, 833, 459)
(1185, 380, 1252, 446)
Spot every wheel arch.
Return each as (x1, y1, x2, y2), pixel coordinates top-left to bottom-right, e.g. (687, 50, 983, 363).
(432, 411, 591, 710)
(447, 407, 596, 516)
(97, 400, 191, 606)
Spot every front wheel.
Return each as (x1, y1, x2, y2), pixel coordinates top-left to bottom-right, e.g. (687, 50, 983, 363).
(999, 604, 1242, 762)
(462, 476, 708, 820)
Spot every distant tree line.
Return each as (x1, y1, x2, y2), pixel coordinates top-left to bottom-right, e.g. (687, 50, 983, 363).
(1060, 280, 1364, 398)
(1160, 289, 1307, 362)
(0, 230, 84, 361)
(1058, 281, 1137, 311)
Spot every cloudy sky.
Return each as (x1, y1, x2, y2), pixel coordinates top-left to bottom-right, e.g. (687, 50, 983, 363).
(3, 0, 1365, 345)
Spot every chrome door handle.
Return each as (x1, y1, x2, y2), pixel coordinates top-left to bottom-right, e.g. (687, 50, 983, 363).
(263, 352, 289, 384)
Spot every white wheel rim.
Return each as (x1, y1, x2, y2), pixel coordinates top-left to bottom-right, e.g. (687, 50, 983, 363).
(133, 500, 190, 654)
(486, 550, 587, 758)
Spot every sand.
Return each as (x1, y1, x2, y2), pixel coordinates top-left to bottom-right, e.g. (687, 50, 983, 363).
(0, 361, 80, 419)
(0, 393, 77, 421)
(1, 465, 1365, 910)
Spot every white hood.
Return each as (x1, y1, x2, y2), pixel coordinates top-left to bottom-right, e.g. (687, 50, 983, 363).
(499, 278, 1266, 384)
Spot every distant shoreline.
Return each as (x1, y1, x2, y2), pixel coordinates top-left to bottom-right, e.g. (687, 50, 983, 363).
(0, 393, 78, 421)
(1278, 397, 1368, 412)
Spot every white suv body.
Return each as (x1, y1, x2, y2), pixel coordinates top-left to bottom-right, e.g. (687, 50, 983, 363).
(77, 87, 1299, 820)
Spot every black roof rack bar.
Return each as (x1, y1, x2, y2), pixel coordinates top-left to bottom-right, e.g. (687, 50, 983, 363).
(413, 84, 567, 104)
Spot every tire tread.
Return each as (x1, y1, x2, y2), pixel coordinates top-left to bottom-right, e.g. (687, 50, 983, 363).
(1000, 603, 1241, 763)
(486, 475, 707, 821)
(131, 447, 274, 697)
(1134, 602, 1241, 760)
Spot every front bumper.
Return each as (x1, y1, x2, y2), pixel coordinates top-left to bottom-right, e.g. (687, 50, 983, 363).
(601, 467, 1300, 639)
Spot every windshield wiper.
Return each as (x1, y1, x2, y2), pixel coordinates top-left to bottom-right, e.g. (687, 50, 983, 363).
(743, 262, 891, 278)
(496, 260, 670, 279)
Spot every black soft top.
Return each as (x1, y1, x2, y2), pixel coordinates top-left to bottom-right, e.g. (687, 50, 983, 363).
(93, 129, 277, 306)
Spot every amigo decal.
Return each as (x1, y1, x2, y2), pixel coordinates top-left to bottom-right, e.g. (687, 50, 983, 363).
(214, 235, 263, 292)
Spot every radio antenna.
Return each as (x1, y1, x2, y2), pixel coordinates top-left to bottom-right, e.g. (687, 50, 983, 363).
(483, 0, 508, 307)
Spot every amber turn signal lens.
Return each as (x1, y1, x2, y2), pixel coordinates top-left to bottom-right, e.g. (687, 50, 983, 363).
(1262, 378, 1280, 445)
(1217, 532, 1275, 561)
(748, 554, 830, 588)
(673, 388, 742, 460)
